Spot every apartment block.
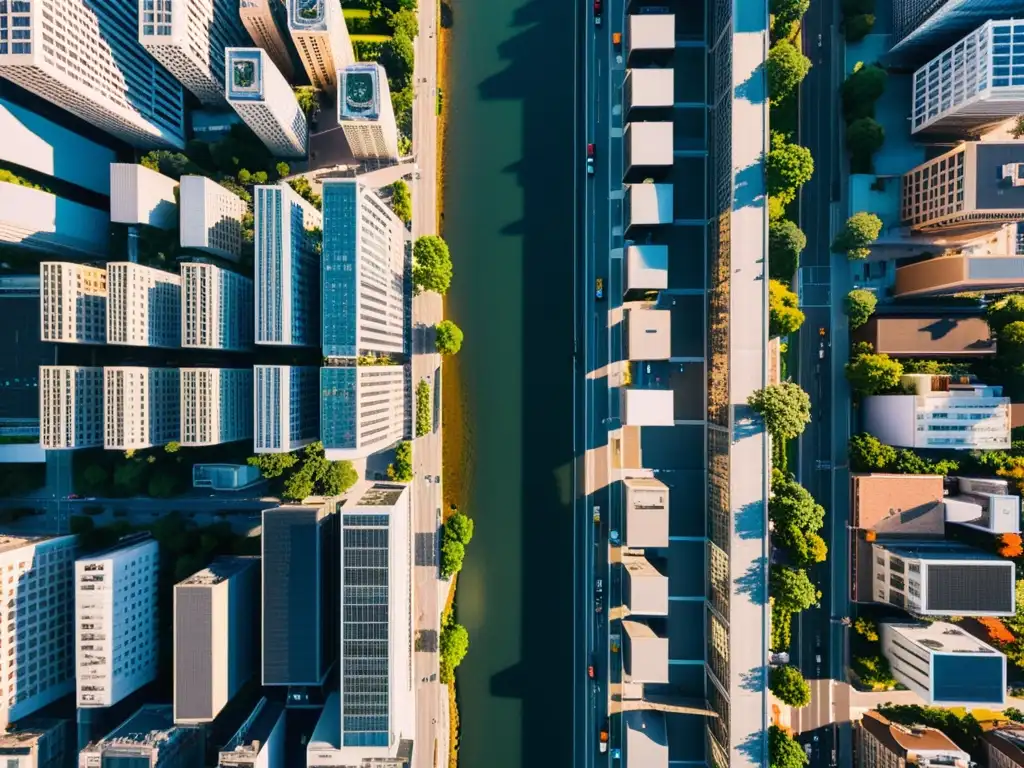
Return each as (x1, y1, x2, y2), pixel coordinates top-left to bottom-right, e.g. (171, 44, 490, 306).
(40, 366, 103, 449)
(109, 163, 179, 229)
(881, 621, 1006, 706)
(139, 0, 249, 105)
(78, 705, 204, 768)
(225, 47, 308, 158)
(179, 175, 248, 260)
(76, 535, 159, 708)
(0, 536, 77, 731)
(857, 710, 970, 768)
(0, 183, 109, 258)
(106, 262, 181, 348)
(624, 183, 673, 229)
(623, 307, 671, 361)
(254, 365, 319, 453)
(622, 620, 668, 683)
(0, 0, 186, 148)
(181, 262, 254, 351)
(622, 477, 669, 548)
(902, 142, 1024, 233)
(218, 697, 286, 768)
(890, 0, 1024, 65)
(622, 553, 669, 616)
(255, 182, 322, 346)
(863, 374, 1010, 450)
(40, 263, 106, 344)
(0, 719, 71, 768)
(261, 506, 339, 687)
(338, 63, 400, 161)
(287, 0, 354, 90)
(239, 0, 295, 79)
(180, 368, 254, 446)
(871, 540, 1015, 616)
(322, 179, 406, 359)
(320, 365, 405, 461)
(945, 476, 1021, 534)
(984, 726, 1024, 768)
(174, 556, 259, 724)
(103, 367, 180, 450)
(622, 244, 668, 300)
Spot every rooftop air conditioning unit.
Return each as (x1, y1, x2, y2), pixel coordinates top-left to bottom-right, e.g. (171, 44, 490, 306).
(1001, 162, 1024, 187)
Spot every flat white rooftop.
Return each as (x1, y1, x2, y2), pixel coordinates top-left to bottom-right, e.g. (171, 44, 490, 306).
(626, 122, 674, 167)
(627, 184, 674, 226)
(624, 245, 669, 292)
(629, 15, 676, 51)
(627, 69, 674, 109)
(621, 388, 674, 426)
(626, 307, 671, 361)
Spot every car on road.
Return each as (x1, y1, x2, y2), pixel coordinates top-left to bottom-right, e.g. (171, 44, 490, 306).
(599, 724, 609, 753)
(593, 505, 601, 524)
(609, 529, 619, 544)
(587, 143, 595, 175)
(593, 0, 602, 23)
(770, 651, 790, 665)
(588, 654, 596, 679)
(612, 31, 621, 46)
(595, 276, 604, 299)
(67, 494, 80, 500)
(815, 653, 822, 664)
(596, 578, 603, 596)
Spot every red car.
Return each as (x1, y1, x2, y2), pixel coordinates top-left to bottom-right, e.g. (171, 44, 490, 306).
(594, 0, 602, 23)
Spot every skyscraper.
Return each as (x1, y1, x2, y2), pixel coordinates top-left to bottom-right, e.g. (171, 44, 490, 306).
(320, 365, 406, 461)
(109, 163, 179, 229)
(78, 705, 204, 767)
(103, 367, 180, 450)
(0, 0, 186, 148)
(39, 366, 104, 449)
(286, 0, 354, 90)
(254, 365, 319, 453)
(106, 263, 181, 348)
(890, 0, 1024, 65)
(179, 175, 248, 260)
(181, 262, 255, 351)
(180, 368, 254, 446)
(139, 0, 249, 105)
(40, 263, 106, 344)
(239, 0, 295, 79)
(255, 182, 322, 346)
(225, 47, 308, 158)
(338, 63, 400, 161)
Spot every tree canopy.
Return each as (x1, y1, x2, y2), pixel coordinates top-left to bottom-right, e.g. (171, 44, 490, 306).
(435, 319, 464, 355)
(848, 432, 897, 472)
(770, 565, 820, 612)
(770, 0, 810, 33)
(844, 288, 877, 330)
(769, 725, 809, 768)
(247, 452, 299, 479)
(846, 117, 884, 172)
(987, 294, 1024, 336)
(388, 441, 414, 482)
(769, 280, 805, 338)
(767, 131, 814, 204)
(841, 63, 887, 122)
(767, 41, 812, 101)
(831, 212, 882, 259)
(846, 351, 903, 395)
(748, 382, 812, 441)
(769, 219, 806, 282)
(390, 179, 412, 223)
(770, 475, 826, 532)
(446, 510, 474, 546)
(844, 13, 875, 42)
(769, 664, 812, 707)
(440, 538, 465, 579)
(439, 621, 470, 682)
(413, 235, 454, 295)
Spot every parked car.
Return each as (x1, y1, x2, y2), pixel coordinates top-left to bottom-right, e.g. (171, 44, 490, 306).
(595, 277, 605, 299)
(587, 143, 595, 175)
(594, 0, 602, 23)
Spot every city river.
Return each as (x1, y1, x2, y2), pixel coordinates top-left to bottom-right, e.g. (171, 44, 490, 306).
(441, 0, 577, 765)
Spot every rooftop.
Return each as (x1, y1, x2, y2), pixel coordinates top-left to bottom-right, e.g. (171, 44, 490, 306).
(895, 254, 1024, 298)
(885, 621, 1003, 655)
(177, 555, 258, 587)
(880, 540, 1009, 562)
(340, 64, 382, 121)
(0, 718, 65, 749)
(348, 483, 407, 508)
(974, 143, 1024, 211)
(625, 307, 671, 361)
(220, 698, 285, 761)
(628, 14, 676, 51)
(626, 183, 673, 227)
(984, 727, 1024, 766)
(621, 388, 674, 426)
(624, 245, 669, 291)
(854, 315, 995, 358)
(85, 705, 179, 750)
(77, 532, 155, 562)
(225, 48, 265, 101)
(850, 473, 945, 534)
(624, 710, 668, 768)
(860, 710, 970, 760)
(626, 122, 674, 167)
(626, 68, 674, 109)
(0, 534, 65, 556)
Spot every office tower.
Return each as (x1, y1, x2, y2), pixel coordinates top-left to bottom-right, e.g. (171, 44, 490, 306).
(0, 536, 77, 731)
(174, 557, 259, 724)
(240, 0, 295, 79)
(139, 0, 249, 105)
(78, 705, 204, 767)
(261, 506, 339, 687)
(75, 534, 159, 708)
(179, 175, 248, 259)
(225, 47, 308, 158)
(180, 368, 254, 446)
(0, 0, 185, 148)
(39, 366, 103, 449)
(0, 719, 72, 768)
(286, 0, 354, 90)
(863, 374, 1010, 450)
(218, 698, 286, 768)
(255, 182, 322, 346)
(106, 263, 181, 348)
(890, 0, 1024, 65)
(322, 179, 406, 358)
(40, 263, 106, 344)
(984, 726, 1024, 768)
(871, 540, 1016, 616)
(0, 182, 109, 258)
(858, 710, 971, 768)
(103, 367, 180, 450)
(320, 365, 405, 460)
(912, 21, 1024, 134)
(902, 142, 1024, 232)
(254, 365, 319, 453)
(109, 164, 179, 229)
(337, 64, 400, 161)
(880, 622, 1007, 706)
(181, 262, 254, 350)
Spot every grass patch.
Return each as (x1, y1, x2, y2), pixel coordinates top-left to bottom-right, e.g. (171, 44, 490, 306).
(350, 33, 392, 42)
(343, 7, 371, 18)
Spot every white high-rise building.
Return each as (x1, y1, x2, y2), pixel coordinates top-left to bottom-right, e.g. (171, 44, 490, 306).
(109, 163, 180, 230)
(321, 365, 405, 460)
(0, 535, 77, 731)
(40, 366, 103, 450)
(181, 262, 255, 351)
(321, 179, 406, 359)
(255, 182, 322, 346)
(103, 367, 180, 450)
(180, 368, 254, 446)
(254, 365, 319, 453)
(139, 0, 249, 106)
(225, 47, 307, 158)
(40, 263, 106, 344)
(179, 176, 248, 260)
(76, 535, 159, 709)
(0, 0, 186, 148)
(338, 63, 400, 161)
(286, 0, 354, 90)
(106, 263, 181, 348)
(239, 0, 295, 79)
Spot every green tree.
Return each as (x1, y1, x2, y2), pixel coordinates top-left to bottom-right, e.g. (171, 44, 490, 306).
(439, 622, 469, 682)
(413, 235, 453, 294)
(841, 63, 887, 122)
(140, 150, 196, 180)
(748, 382, 812, 441)
(237, 168, 252, 184)
(769, 725, 809, 768)
(389, 8, 419, 37)
(770, 475, 825, 532)
(397, 0, 417, 10)
(769, 280, 805, 338)
(164, 441, 181, 453)
(113, 460, 147, 496)
(321, 461, 358, 496)
(392, 86, 413, 136)
(446, 510, 474, 545)
(831, 211, 882, 259)
(435, 319, 464, 355)
(846, 117, 884, 171)
(440, 538, 465, 579)
(770, 0, 810, 32)
(81, 465, 110, 494)
(769, 219, 806, 282)
(844, 288, 877, 330)
(844, 14, 875, 41)
(1005, 708, 1024, 723)
(846, 352, 903, 395)
(382, 31, 415, 88)
(416, 379, 432, 437)
(767, 41, 812, 101)
(247, 452, 299, 479)
(767, 131, 814, 204)
(147, 472, 177, 498)
(293, 86, 320, 117)
(848, 433, 897, 471)
(854, 654, 896, 687)
(778, 525, 827, 567)
(387, 441, 414, 482)
(282, 464, 316, 501)
(853, 616, 879, 642)
(770, 565, 820, 612)
(768, 196, 786, 222)
(769, 664, 812, 707)
(275, 161, 290, 179)
(1001, 320, 1024, 365)
(988, 294, 1024, 336)
(390, 179, 412, 223)
(252, 170, 268, 184)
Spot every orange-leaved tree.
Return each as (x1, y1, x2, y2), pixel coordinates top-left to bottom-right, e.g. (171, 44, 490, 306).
(1000, 533, 1024, 559)
(979, 616, 1015, 646)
